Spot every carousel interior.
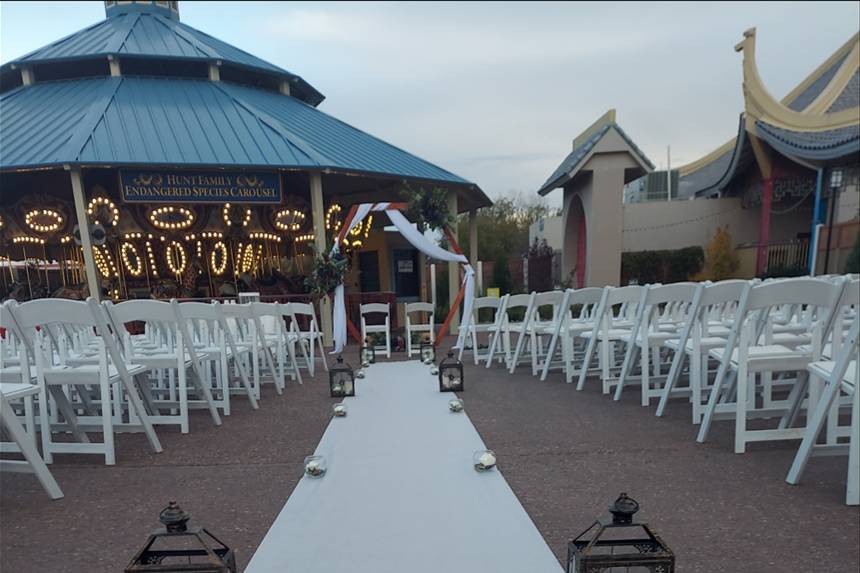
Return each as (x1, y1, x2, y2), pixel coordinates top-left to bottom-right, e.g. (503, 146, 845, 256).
(0, 169, 374, 302)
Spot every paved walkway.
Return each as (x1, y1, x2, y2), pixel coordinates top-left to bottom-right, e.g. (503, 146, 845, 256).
(246, 360, 562, 573)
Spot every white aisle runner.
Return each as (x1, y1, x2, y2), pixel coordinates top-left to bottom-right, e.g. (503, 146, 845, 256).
(246, 361, 563, 573)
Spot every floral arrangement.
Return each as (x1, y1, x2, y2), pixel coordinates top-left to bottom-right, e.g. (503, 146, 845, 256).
(305, 244, 348, 296)
(401, 185, 453, 232)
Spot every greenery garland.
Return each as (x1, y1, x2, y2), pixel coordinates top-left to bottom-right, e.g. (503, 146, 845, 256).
(401, 186, 453, 232)
(305, 244, 348, 296)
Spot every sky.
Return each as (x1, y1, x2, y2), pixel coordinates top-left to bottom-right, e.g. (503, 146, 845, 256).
(1, 1, 858, 205)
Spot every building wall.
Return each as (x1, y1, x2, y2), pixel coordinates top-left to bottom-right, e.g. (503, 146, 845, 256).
(621, 197, 813, 252)
(528, 216, 564, 251)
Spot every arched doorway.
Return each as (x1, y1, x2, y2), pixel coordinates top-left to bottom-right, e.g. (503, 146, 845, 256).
(563, 195, 587, 288)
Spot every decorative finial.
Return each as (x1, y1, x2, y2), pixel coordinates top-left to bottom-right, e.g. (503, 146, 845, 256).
(609, 492, 640, 525)
(159, 501, 190, 532)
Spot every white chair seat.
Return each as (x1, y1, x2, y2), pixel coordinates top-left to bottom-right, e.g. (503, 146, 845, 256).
(664, 336, 727, 353)
(581, 328, 632, 341)
(42, 363, 148, 383)
(0, 382, 39, 400)
(710, 345, 812, 372)
(808, 360, 857, 387)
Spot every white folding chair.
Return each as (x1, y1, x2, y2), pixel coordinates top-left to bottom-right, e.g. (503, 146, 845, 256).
(459, 297, 504, 365)
(576, 285, 645, 394)
(1, 388, 63, 499)
(483, 294, 511, 368)
(105, 299, 222, 434)
(404, 302, 435, 357)
(523, 291, 567, 377)
(283, 302, 327, 376)
(173, 301, 258, 415)
(696, 277, 845, 453)
(614, 283, 701, 406)
(506, 292, 539, 373)
(539, 287, 606, 382)
(251, 302, 296, 388)
(360, 303, 391, 358)
(10, 298, 162, 464)
(656, 279, 750, 423)
(786, 313, 858, 505)
(220, 302, 284, 399)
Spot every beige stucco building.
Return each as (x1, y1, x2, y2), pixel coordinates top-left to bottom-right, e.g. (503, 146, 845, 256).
(537, 28, 859, 286)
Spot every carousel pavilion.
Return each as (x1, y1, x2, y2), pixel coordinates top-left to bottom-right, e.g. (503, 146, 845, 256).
(0, 0, 490, 342)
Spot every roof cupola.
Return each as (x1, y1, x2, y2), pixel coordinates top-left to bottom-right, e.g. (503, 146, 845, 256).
(105, 1, 179, 21)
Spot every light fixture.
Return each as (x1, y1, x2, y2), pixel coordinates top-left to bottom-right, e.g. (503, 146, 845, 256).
(24, 208, 63, 233)
(295, 233, 315, 243)
(92, 245, 114, 278)
(274, 208, 306, 232)
(12, 236, 46, 245)
(87, 196, 119, 227)
(325, 204, 342, 232)
(165, 240, 187, 275)
(145, 241, 160, 277)
(223, 203, 251, 227)
(149, 206, 195, 230)
(121, 242, 144, 277)
(830, 168, 844, 189)
(210, 241, 228, 275)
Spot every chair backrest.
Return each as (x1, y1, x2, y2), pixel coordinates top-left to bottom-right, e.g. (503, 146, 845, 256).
(360, 303, 389, 316)
(745, 277, 843, 313)
(473, 296, 502, 311)
(12, 298, 96, 331)
(505, 293, 533, 310)
(699, 279, 751, 308)
(405, 302, 434, 315)
(606, 285, 645, 306)
(106, 299, 177, 325)
(219, 302, 253, 319)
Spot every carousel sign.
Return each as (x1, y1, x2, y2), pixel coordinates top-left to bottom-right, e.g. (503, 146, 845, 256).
(120, 170, 282, 204)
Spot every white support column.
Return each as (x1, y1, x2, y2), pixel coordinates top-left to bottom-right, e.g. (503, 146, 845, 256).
(430, 263, 437, 308)
(447, 191, 460, 333)
(69, 167, 101, 302)
(310, 171, 333, 345)
(468, 209, 478, 264)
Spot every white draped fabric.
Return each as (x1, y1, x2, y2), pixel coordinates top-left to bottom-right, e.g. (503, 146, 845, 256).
(330, 203, 475, 354)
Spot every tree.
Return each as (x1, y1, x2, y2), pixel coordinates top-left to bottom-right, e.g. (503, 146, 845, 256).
(693, 226, 739, 281)
(456, 192, 559, 264)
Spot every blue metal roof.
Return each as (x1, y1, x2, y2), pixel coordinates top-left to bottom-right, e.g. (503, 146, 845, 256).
(1, 12, 324, 106)
(537, 123, 653, 195)
(755, 120, 860, 161)
(0, 76, 476, 192)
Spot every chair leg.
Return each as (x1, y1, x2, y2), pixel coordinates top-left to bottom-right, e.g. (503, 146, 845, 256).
(576, 333, 599, 391)
(179, 366, 189, 434)
(1, 395, 63, 499)
(847, 380, 859, 505)
(100, 374, 115, 466)
(786, 373, 843, 485)
(734, 366, 751, 454)
(641, 343, 651, 407)
(697, 358, 731, 444)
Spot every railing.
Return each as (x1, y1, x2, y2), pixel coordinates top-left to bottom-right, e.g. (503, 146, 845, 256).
(765, 239, 809, 275)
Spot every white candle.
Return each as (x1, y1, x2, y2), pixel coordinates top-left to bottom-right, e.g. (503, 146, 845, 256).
(333, 404, 347, 417)
(478, 452, 496, 469)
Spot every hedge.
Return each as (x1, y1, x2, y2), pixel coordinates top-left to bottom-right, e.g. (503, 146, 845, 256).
(621, 246, 704, 285)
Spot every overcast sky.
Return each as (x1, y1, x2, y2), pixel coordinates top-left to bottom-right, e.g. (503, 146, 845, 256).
(2, 1, 858, 204)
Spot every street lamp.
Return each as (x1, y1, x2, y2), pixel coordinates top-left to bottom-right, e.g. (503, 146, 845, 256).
(823, 167, 844, 274)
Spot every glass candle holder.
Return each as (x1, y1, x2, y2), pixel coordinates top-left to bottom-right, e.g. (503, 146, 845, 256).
(332, 403, 347, 417)
(449, 398, 464, 413)
(473, 449, 496, 472)
(304, 455, 327, 478)
(430, 366, 439, 376)
(356, 369, 366, 379)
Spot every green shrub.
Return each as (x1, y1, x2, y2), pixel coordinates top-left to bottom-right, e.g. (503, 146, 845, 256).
(621, 246, 704, 285)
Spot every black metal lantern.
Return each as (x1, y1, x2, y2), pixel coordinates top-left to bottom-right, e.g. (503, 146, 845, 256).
(567, 493, 674, 573)
(125, 501, 237, 573)
(330, 355, 356, 397)
(360, 338, 376, 366)
(420, 338, 436, 364)
(438, 351, 464, 392)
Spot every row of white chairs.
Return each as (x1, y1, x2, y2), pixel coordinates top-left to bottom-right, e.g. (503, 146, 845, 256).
(0, 297, 328, 499)
(460, 274, 859, 505)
